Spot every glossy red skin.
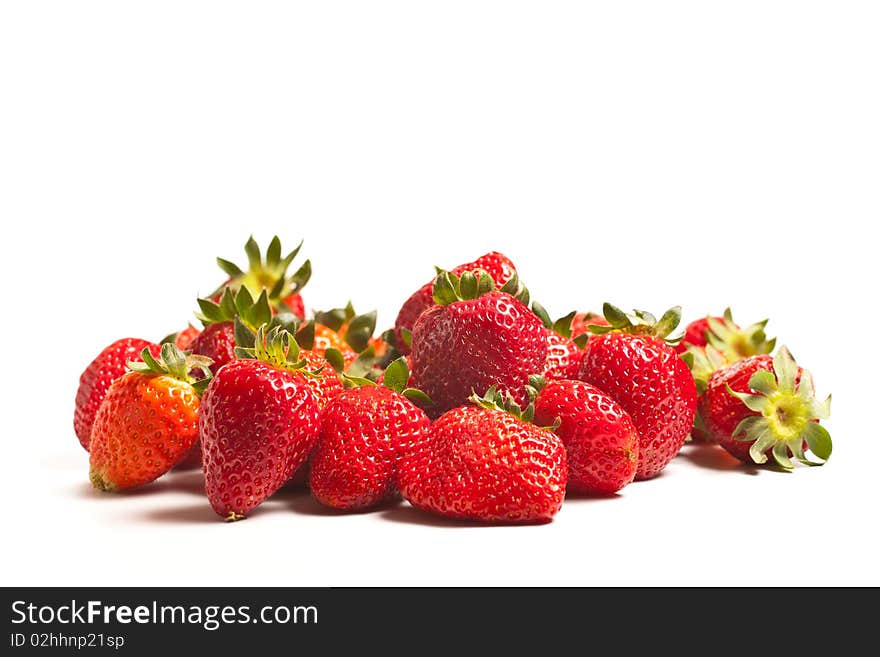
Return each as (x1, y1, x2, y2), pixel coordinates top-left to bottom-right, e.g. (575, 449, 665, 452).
(543, 330, 583, 380)
(393, 252, 517, 354)
(310, 386, 432, 510)
(570, 313, 609, 339)
(534, 380, 639, 494)
(300, 349, 345, 409)
(174, 326, 202, 351)
(675, 316, 728, 354)
(700, 355, 801, 463)
(411, 291, 548, 418)
(89, 372, 201, 490)
(172, 324, 206, 467)
(173, 324, 247, 472)
(578, 333, 697, 480)
(190, 322, 236, 375)
(200, 359, 320, 518)
(398, 406, 567, 524)
(74, 338, 161, 451)
(283, 293, 305, 320)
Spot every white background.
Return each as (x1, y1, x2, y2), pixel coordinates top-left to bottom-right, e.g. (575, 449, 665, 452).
(1, 2, 878, 586)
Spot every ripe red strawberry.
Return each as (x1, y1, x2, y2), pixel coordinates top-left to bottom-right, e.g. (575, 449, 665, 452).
(532, 377, 638, 494)
(191, 287, 272, 375)
(530, 305, 585, 380)
(161, 325, 201, 351)
(89, 344, 212, 491)
(309, 358, 432, 510)
(410, 270, 547, 418)
(200, 325, 321, 520)
(299, 348, 345, 408)
(74, 338, 161, 450)
(577, 304, 697, 480)
(213, 235, 311, 319)
(571, 311, 609, 339)
(676, 308, 775, 356)
(683, 344, 729, 442)
(393, 251, 516, 354)
(701, 347, 831, 468)
(398, 388, 567, 523)
(682, 309, 776, 441)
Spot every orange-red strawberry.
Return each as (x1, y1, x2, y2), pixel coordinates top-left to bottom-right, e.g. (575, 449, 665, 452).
(410, 270, 547, 418)
(577, 304, 697, 480)
(74, 338, 161, 451)
(701, 347, 832, 468)
(200, 325, 321, 520)
(393, 251, 516, 354)
(532, 377, 639, 495)
(191, 287, 272, 375)
(305, 303, 379, 373)
(398, 388, 567, 524)
(309, 358, 432, 510)
(88, 344, 212, 491)
(213, 235, 311, 319)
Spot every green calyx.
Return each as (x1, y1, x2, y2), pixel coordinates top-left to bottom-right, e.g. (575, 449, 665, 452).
(214, 235, 312, 309)
(313, 302, 378, 354)
(589, 302, 682, 343)
(468, 382, 552, 428)
(727, 346, 832, 469)
(433, 269, 530, 306)
(127, 343, 214, 396)
(234, 323, 310, 374)
(685, 344, 730, 395)
(707, 308, 776, 361)
(531, 303, 578, 339)
(340, 357, 433, 405)
(382, 357, 433, 405)
(196, 286, 273, 331)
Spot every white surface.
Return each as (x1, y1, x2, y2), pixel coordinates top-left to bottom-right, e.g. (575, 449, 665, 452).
(1, 2, 878, 586)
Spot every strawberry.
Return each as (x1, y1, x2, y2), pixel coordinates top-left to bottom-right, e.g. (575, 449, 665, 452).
(190, 287, 273, 375)
(213, 235, 311, 319)
(398, 388, 567, 523)
(410, 270, 547, 418)
(571, 311, 609, 339)
(309, 358, 432, 510)
(393, 251, 517, 354)
(200, 325, 321, 520)
(683, 344, 730, 442)
(74, 338, 161, 450)
(676, 308, 775, 357)
(577, 304, 697, 480)
(88, 344, 212, 491)
(161, 325, 201, 351)
(303, 302, 379, 372)
(532, 376, 639, 494)
(701, 347, 832, 468)
(682, 309, 776, 441)
(531, 305, 586, 380)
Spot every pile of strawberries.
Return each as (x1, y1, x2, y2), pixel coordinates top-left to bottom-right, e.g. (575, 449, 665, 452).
(74, 237, 833, 523)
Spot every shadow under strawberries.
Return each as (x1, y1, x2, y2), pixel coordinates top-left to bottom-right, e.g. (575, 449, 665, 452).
(677, 442, 761, 475)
